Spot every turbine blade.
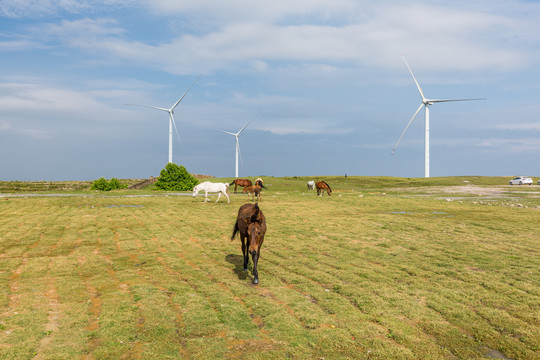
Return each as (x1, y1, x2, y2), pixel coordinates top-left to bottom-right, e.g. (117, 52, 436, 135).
(171, 75, 201, 110)
(392, 103, 424, 155)
(429, 98, 487, 103)
(237, 137, 244, 167)
(220, 130, 236, 136)
(237, 110, 260, 135)
(401, 55, 426, 101)
(170, 113, 183, 148)
(125, 104, 169, 112)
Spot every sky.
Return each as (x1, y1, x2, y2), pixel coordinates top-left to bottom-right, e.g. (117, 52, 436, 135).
(1, 0, 539, 181)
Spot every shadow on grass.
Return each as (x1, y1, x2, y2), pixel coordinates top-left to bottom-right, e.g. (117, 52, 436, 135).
(225, 254, 248, 281)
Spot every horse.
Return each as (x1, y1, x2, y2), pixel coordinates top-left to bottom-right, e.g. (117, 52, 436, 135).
(230, 179, 252, 193)
(255, 178, 266, 189)
(231, 203, 267, 284)
(307, 180, 315, 190)
(193, 182, 230, 203)
(243, 185, 262, 201)
(316, 181, 332, 196)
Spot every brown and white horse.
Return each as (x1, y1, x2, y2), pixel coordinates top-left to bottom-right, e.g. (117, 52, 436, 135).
(254, 178, 266, 189)
(231, 203, 267, 284)
(315, 181, 332, 196)
(230, 179, 252, 193)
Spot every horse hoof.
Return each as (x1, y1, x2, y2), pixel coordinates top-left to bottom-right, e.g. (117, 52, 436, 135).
(243, 268, 248, 271)
(252, 278, 259, 285)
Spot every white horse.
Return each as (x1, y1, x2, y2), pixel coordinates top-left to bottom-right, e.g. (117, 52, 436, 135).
(307, 180, 315, 190)
(192, 182, 230, 203)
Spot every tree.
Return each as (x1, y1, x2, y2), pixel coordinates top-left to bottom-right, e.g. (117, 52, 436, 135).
(155, 163, 199, 191)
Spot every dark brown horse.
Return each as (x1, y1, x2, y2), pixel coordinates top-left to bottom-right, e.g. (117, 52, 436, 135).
(231, 203, 267, 284)
(230, 179, 252, 193)
(316, 181, 332, 196)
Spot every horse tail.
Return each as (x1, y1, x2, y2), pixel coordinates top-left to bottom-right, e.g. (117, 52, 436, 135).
(231, 221, 239, 241)
(229, 180, 236, 186)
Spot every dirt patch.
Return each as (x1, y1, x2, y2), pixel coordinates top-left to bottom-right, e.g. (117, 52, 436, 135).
(34, 280, 61, 360)
(397, 185, 540, 198)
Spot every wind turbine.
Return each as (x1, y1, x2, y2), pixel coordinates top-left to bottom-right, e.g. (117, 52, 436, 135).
(126, 75, 200, 164)
(392, 56, 485, 177)
(221, 113, 258, 178)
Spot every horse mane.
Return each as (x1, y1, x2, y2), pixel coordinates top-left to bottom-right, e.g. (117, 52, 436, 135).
(320, 181, 330, 191)
(250, 203, 260, 223)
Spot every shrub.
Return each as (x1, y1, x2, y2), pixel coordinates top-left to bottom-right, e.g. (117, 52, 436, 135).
(155, 163, 199, 191)
(108, 178, 122, 190)
(91, 177, 126, 191)
(91, 177, 110, 191)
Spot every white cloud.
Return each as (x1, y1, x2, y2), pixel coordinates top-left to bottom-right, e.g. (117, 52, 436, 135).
(495, 123, 540, 131)
(0, 82, 108, 112)
(0, 39, 42, 51)
(0, 0, 131, 18)
(3, 1, 534, 76)
(257, 118, 353, 136)
(434, 136, 540, 152)
(145, 0, 359, 24)
(476, 138, 540, 152)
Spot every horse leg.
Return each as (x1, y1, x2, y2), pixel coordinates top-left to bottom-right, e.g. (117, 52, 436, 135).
(225, 192, 230, 203)
(241, 236, 249, 270)
(204, 190, 209, 202)
(251, 251, 259, 284)
(216, 192, 221, 202)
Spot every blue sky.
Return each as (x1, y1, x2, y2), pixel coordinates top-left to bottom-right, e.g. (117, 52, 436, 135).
(1, 0, 539, 180)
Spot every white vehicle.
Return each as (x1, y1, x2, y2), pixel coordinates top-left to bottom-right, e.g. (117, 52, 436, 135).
(509, 176, 533, 185)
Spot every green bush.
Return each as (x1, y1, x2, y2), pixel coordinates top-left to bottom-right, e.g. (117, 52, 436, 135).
(91, 177, 126, 191)
(109, 177, 122, 190)
(91, 177, 110, 191)
(155, 163, 199, 191)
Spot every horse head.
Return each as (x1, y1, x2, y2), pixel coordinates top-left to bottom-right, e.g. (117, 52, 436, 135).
(255, 178, 266, 188)
(192, 183, 204, 197)
(248, 203, 265, 255)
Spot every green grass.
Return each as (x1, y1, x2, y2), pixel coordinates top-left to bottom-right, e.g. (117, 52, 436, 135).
(0, 177, 538, 359)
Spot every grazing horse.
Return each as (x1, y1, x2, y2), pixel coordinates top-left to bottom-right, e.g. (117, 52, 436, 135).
(243, 185, 262, 201)
(230, 179, 252, 193)
(316, 181, 332, 196)
(231, 203, 267, 284)
(307, 180, 315, 190)
(255, 178, 266, 189)
(193, 182, 230, 203)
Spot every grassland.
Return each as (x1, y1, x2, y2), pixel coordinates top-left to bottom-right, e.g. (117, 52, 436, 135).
(0, 176, 538, 359)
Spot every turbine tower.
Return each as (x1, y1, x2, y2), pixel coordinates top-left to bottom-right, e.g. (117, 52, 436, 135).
(392, 56, 485, 177)
(221, 114, 258, 178)
(126, 76, 200, 164)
